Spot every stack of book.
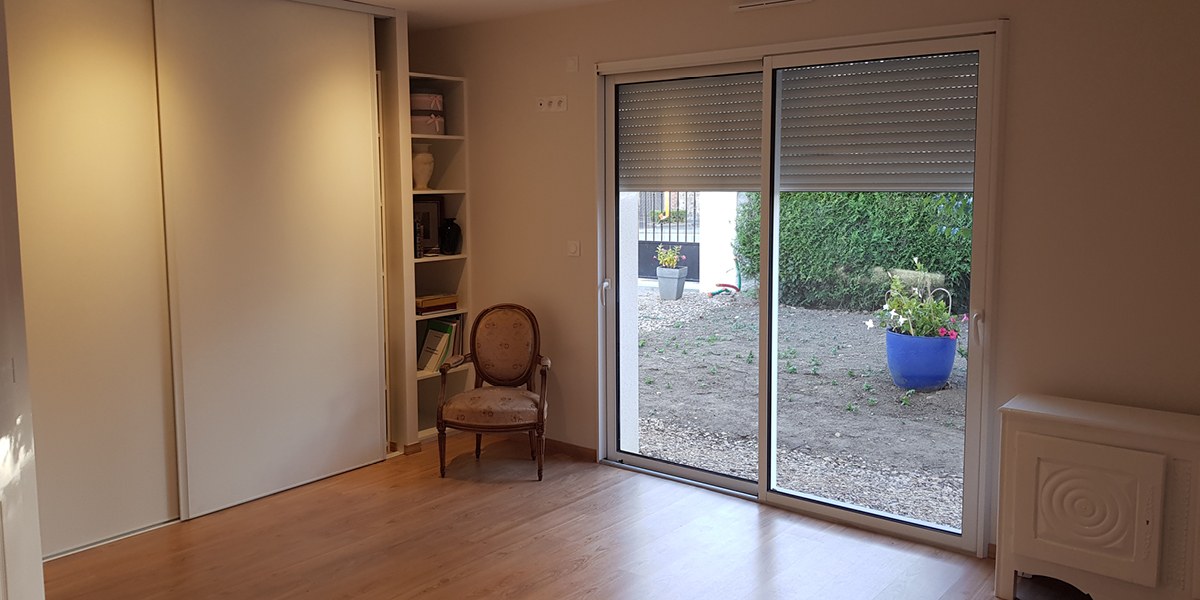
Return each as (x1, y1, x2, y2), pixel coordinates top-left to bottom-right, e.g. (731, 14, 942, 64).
(417, 318, 460, 373)
(415, 293, 458, 315)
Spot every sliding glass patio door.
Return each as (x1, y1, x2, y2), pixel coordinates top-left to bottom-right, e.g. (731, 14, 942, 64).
(605, 65, 763, 493)
(605, 31, 999, 553)
(761, 38, 996, 551)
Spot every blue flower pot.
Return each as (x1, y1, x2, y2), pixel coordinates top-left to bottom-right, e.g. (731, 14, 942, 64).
(885, 329, 956, 391)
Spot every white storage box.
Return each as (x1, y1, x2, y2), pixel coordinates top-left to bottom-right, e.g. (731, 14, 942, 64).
(411, 110, 445, 135)
(410, 90, 443, 111)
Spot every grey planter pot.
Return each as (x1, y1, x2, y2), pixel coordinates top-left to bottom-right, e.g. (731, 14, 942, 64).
(656, 266, 688, 300)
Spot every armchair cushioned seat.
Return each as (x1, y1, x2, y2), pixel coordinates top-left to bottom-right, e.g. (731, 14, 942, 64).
(443, 387, 540, 427)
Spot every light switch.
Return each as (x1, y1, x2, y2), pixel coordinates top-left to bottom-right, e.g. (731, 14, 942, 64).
(567, 240, 580, 257)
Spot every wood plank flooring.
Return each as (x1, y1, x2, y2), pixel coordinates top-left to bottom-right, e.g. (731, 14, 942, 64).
(44, 434, 1063, 599)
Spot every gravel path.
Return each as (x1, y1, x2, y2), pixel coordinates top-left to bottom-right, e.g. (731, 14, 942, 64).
(634, 284, 964, 530)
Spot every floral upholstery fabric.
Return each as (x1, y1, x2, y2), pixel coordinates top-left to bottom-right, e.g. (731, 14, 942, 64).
(474, 307, 536, 383)
(443, 386, 541, 427)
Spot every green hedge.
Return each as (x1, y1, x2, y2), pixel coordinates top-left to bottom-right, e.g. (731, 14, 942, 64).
(734, 192, 973, 311)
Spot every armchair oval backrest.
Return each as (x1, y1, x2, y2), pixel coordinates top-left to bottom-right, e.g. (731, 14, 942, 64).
(470, 303, 540, 388)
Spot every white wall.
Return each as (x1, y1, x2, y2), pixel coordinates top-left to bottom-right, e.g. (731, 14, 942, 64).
(411, 0, 1200, 534)
(6, 0, 177, 555)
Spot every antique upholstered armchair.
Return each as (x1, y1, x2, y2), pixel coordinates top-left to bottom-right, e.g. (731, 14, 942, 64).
(437, 303, 551, 480)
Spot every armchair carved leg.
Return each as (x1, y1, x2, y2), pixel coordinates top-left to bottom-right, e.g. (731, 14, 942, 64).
(437, 427, 447, 478)
(475, 434, 482, 459)
(536, 424, 545, 481)
(528, 430, 536, 460)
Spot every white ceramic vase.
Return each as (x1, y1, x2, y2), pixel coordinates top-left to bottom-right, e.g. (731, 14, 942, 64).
(412, 144, 435, 190)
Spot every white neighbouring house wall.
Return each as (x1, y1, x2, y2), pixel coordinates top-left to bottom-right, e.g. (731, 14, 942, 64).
(696, 192, 738, 294)
(617, 191, 641, 451)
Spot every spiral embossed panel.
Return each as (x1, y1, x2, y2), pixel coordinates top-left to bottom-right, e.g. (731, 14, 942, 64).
(1036, 461, 1137, 555)
(1014, 432, 1166, 587)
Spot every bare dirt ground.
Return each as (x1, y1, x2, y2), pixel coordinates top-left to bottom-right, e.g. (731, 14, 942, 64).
(634, 284, 968, 528)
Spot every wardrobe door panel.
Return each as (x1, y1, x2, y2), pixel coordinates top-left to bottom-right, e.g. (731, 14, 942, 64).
(8, 0, 176, 554)
(155, 0, 384, 517)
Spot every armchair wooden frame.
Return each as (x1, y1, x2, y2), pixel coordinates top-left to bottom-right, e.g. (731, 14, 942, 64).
(436, 303, 551, 480)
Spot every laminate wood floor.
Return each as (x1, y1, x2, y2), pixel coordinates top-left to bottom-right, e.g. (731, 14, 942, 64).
(44, 434, 1068, 599)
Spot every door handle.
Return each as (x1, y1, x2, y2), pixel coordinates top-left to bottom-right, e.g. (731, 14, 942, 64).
(600, 278, 611, 307)
(969, 310, 984, 347)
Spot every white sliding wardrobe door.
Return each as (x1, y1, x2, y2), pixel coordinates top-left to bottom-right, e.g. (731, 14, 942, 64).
(155, 0, 384, 517)
(8, 0, 177, 554)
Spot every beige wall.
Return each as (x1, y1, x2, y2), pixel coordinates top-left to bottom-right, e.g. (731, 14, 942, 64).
(412, 0, 1200, 475)
(7, 0, 177, 555)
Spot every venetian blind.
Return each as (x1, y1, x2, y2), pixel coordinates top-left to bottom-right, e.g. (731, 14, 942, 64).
(617, 72, 763, 192)
(777, 52, 979, 192)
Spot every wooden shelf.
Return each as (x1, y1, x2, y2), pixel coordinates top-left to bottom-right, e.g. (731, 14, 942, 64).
(415, 363, 470, 381)
(409, 71, 465, 83)
(412, 134, 465, 142)
(413, 189, 466, 195)
(414, 308, 467, 322)
(415, 254, 467, 264)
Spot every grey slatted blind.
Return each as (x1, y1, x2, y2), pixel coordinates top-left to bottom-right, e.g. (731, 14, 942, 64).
(617, 72, 763, 192)
(777, 52, 979, 192)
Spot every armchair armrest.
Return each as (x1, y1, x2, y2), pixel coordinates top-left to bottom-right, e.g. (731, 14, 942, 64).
(439, 354, 467, 373)
(536, 355, 551, 418)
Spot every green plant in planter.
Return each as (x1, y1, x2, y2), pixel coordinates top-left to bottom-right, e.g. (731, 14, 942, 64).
(866, 257, 963, 339)
(655, 244, 684, 268)
(655, 244, 687, 300)
(867, 258, 964, 391)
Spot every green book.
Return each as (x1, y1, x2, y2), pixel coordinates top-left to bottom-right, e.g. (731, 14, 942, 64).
(418, 318, 457, 371)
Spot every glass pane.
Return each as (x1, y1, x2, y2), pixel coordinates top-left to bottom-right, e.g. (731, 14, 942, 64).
(616, 192, 760, 480)
(769, 192, 972, 530)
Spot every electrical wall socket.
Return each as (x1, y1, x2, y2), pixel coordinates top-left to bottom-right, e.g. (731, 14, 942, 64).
(536, 95, 568, 112)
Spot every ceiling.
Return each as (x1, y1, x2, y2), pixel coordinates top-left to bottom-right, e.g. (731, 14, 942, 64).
(369, 0, 618, 30)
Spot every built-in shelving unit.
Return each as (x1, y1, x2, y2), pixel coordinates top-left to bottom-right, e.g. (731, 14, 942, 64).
(400, 72, 471, 449)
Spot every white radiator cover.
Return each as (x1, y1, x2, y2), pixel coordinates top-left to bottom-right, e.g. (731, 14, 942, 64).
(997, 394, 1200, 600)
